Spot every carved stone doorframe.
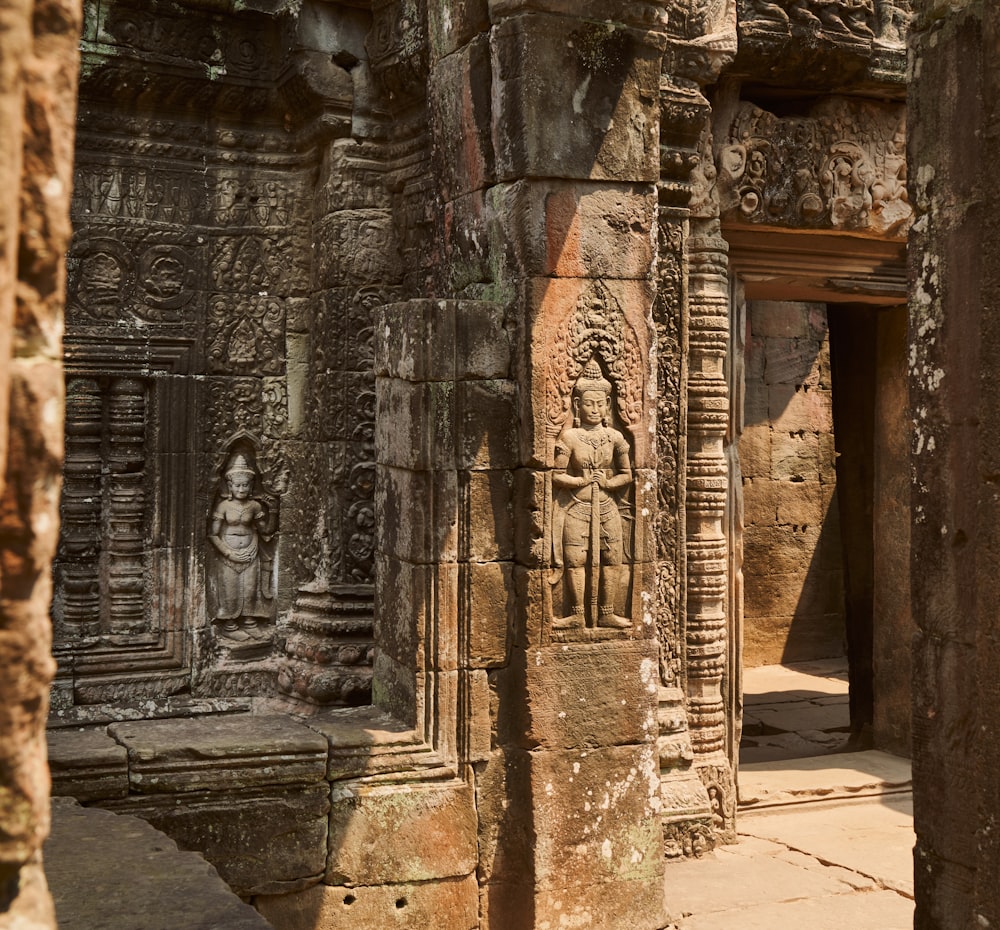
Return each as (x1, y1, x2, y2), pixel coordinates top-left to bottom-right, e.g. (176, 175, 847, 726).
(721, 224, 908, 785)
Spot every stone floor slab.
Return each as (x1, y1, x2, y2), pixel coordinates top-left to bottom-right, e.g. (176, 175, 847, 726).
(45, 798, 273, 930)
(675, 889, 912, 930)
(738, 793, 915, 897)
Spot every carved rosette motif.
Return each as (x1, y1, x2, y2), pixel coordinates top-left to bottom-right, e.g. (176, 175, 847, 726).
(686, 229, 736, 841)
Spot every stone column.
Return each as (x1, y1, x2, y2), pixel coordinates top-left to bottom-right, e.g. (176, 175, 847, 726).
(908, 3, 1000, 927)
(474, 3, 670, 927)
(0, 0, 81, 924)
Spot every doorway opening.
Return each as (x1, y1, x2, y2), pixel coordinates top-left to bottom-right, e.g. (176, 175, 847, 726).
(734, 297, 911, 767)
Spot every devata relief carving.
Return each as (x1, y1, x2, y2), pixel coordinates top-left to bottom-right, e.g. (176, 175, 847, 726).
(208, 445, 283, 648)
(545, 283, 645, 638)
(552, 360, 634, 631)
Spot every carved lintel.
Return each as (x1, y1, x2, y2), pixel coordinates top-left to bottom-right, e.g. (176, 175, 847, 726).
(713, 96, 910, 237)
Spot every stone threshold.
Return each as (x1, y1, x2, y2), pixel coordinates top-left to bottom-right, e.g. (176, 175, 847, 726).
(737, 749, 912, 810)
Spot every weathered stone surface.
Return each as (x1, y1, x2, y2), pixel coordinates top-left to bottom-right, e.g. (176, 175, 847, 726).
(500, 641, 660, 749)
(47, 727, 128, 801)
(326, 780, 477, 885)
(107, 715, 328, 793)
(102, 784, 330, 896)
(490, 180, 657, 279)
(46, 799, 272, 930)
(491, 14, 662, 182)
(257, 874, 478, 930)
(1, 0, 80, 923)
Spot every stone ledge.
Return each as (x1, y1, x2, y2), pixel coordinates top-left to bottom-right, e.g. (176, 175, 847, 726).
(48, 726, 129, 802)
(45, 798, 273, 930)
(108, 714, 329, 793)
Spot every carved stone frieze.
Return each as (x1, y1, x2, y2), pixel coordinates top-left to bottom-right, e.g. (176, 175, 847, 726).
(739, 0, 911, 43)
(366, 0, 429, 112)
(211, 236, 297, 295)
(714, 97, 910, 236)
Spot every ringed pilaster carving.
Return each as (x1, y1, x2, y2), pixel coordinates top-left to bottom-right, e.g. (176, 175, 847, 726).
(686, 227, 736, 841)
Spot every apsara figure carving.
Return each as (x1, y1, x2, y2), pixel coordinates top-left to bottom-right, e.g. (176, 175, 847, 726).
(208, 451, 278, 640)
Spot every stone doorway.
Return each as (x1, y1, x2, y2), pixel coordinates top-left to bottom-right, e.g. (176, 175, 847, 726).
(724, 229, 912, 779)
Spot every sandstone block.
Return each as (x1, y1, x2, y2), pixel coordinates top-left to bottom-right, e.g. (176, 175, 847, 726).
(491, 14, 661, 182)
(103, 784, 330, 896)
(742, 523, 823, 576)
(456, 379, 519, 469)
(256, 874, 478, 930)
(467, 470, 515, 561)
(475, 748, 534, 886)
(769, 383, 834, 434)
(467, 560, 514, 667)
(454, 300, 512, 379)
(326, 780, 477, 884)
(490, 180, 656, 278)
(528, 743, 663, 888)
(47, 727, 128, 802)
(500, 640, 659, 749)
(775, 479, 828, 527)
(739, 424, 772, 478)
(742, 477, 779, 526)
(376, 300, 456, 382)
(376, 378, 455, 470)
(46, 800, 272, 930)
(751, 301, 811, 338)
(428, 0, 490, 58)
(771, 429, 822, 482)
(107, 715, 328, 794)
(375, 465, 458, 563)
(429, 34, 494, 201)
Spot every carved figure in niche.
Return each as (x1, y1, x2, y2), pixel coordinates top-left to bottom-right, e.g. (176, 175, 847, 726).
(208, 452, 278, 641)
(552, 359, 633, 630)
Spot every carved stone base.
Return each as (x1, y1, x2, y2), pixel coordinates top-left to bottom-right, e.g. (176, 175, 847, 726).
(658, 687, 715, 858)
(276, 585, 374, 707)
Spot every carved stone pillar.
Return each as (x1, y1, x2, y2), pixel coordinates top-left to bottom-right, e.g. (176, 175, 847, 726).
(686, 228, 736, 841)
(56, 377, 103, 634)
(105, 377, 146, 635)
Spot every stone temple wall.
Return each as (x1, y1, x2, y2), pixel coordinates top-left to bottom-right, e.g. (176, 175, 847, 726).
(740, 300, 844, 668)
(29, 0, 940, 928)
(0, 0, 81, 926)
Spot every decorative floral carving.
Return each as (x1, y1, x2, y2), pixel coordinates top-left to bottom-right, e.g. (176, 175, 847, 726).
(714, 97, 910, 236)
(207, 295, 285, 375)
(211, 236, 288, 293)
(546, 280, 645, 439)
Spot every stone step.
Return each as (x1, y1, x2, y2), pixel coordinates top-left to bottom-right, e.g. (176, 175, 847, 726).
(737, 749, 912, 809)
(45, 798, 273, 930)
